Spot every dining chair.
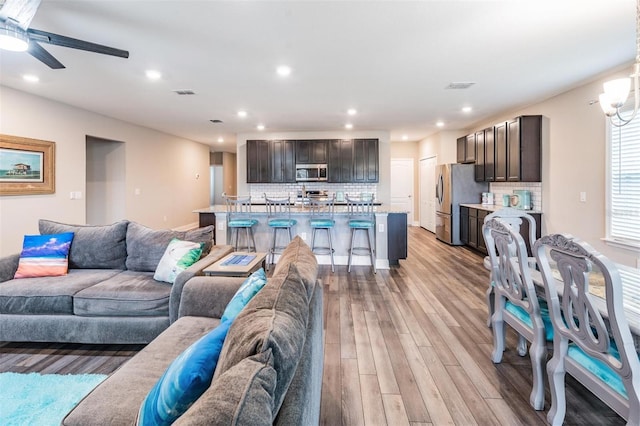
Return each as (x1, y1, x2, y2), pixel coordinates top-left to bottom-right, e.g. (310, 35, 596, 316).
(346, 194, 376, 273)
(264, 194, 297, 269)
(534, 233, 640, 425)
(308, 195, 336, 272)
(224, 195, 258, 252)
(483, 208, 538, 327)
(483, 217, 552, 410)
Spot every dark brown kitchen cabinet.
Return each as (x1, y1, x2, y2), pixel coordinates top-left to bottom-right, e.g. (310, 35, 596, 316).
(477, 210, 488, 252)
(460, 207, 469, 244)
(468, 208, 479, 250)
(495, 122, 507, 182)
(270, 140, 296, 183)
(353, 138, 378, 183)
(246, 140, 270, 183)
(328, 139, 353, 182)
(484, 126, 495, 182)
(456, 136, 466, 163)
(457, 135, 476, 164)
(507, 115, 542, 182)
(296, 140, 327, 164)
(474, 130, 485, 181)
(387, 213, 408, 265)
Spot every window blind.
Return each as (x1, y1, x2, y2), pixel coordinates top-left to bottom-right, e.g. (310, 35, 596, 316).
(609, 108, 640, 243)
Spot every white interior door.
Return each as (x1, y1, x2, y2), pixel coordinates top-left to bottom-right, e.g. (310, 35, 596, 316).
(390, 158, 414, 225)
(420, 156, 437, 232)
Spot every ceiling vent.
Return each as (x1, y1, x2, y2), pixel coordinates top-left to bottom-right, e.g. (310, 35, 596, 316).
(210, 119, 223, 124)
(173, 89, 196, 95)
(445, 82, 475, 90)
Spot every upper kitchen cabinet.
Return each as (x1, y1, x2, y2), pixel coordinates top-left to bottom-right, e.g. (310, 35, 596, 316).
(328, 139, 353, 182)
(296, 140, 327, 164)
(474, 130, 485, 181)
(270, 140, 296, 183)
(456, 135, 476, 164)
(246, 140, 270, 183)
(507, 115, 542, 182)
(484, 126, 495, 182)
(353, 138, 379, 183)
(494, 122, 507, 182)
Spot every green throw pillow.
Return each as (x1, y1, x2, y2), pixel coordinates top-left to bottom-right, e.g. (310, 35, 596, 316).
(153, 238, 203, 284)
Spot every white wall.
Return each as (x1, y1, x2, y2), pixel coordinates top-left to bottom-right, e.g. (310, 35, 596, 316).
(0, 86, 211, 256)
(236, 130, 391, 204)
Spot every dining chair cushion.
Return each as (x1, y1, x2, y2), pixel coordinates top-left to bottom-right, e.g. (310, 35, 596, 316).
(228, 219, 259, 228)
(567, 343, 628, 398)
(310, 219, 335, 228)
(267, 219, 297, 228)
(504, 299, 554, 341)
(348, 220, 374, 229)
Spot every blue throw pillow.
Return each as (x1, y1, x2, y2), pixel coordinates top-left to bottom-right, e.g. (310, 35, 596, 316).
(221, 268, 268, 322)
(14, 232, 74, 278)
(137, 320, 232, 426)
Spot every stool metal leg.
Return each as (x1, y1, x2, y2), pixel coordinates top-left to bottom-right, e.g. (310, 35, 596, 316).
(328, 228, 335, 272)
(366, 228, 376, 274)
(348, 228, 356, 272)
(249, 226, 256, 252)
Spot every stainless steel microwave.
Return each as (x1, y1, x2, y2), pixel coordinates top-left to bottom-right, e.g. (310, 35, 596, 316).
(295, 164, 327, 181)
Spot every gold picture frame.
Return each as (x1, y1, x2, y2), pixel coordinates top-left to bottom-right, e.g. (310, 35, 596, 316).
(0, 134, 55, 196)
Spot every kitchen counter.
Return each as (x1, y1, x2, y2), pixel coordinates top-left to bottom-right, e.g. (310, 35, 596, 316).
(459, 204, 543, 214)
(194, 204, 406, 215)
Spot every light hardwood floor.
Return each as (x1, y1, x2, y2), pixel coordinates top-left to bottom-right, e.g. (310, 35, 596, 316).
(0, 227, 624, 425)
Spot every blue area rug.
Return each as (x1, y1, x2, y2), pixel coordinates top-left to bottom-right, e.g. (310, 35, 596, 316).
(0, 372, 107, 426)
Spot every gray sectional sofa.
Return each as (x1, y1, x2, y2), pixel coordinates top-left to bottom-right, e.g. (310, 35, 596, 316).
(63, 236, 324, 425)
(0, 219, 233, 344)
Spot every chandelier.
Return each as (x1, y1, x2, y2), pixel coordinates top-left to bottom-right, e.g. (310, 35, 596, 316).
(599, 0, 640, 127)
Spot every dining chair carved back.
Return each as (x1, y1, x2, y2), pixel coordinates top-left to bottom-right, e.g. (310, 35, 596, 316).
(534, 233, 640, 425)
(483, 217, 551, 410)
(483, 208, 538, 326)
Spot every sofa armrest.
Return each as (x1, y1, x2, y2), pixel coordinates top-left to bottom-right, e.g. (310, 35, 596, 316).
(177, 276, 246, 319)
(169, 245, 233, 323)
(0, 254, 20, 283)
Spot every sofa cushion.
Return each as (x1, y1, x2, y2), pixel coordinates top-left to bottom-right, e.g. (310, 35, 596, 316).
(214, 262, 309, 415)
(137, 320, 232, 426)
(272, 236, 318, 299)
(73, 271, 171, 317)
(175, 350, 276, 426)
(126, 223, 214, 272)
(14, 232, 74, 278)
(153, 239, 203, 284)
(0, 270, 122, 315)
(39, 220, 129, 270)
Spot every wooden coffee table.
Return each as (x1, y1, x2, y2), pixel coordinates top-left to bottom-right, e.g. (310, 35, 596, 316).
(203, 252, 267, 277)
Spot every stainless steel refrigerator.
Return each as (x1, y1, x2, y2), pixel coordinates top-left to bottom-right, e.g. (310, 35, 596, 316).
(435, 163, 488, 245)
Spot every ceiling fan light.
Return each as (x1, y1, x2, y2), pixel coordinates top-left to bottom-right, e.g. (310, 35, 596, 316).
(599, 93, 617, 116)
(0, 25, 29, 52)
(603, 77, 631, 108)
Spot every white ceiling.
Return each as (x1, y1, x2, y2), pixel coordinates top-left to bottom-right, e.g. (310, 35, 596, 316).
(0, 0, 636, 152)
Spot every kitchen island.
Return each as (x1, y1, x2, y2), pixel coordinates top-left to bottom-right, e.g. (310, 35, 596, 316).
(194, 204, 407, 270)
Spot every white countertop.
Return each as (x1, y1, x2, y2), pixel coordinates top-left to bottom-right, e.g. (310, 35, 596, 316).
(459, 203, 543, 214)
(194, 204, 409, 214)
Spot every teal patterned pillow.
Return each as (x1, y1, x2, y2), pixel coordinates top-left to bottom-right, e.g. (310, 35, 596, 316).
(137, 319, 232, 426)
(153, 238, 203, 283)
(221, 268, 267, 322)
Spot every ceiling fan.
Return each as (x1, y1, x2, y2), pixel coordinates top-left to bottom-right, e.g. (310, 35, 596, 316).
(0, 0, 128, 69)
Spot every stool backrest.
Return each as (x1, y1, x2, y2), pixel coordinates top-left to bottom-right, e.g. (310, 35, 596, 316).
(264, 194, 292, 220)
(309, 195, 335, 220)
(224, 195, 253, 218)
(346, 194, 374, 221)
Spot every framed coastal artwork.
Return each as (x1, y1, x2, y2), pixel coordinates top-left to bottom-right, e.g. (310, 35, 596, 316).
(0, 134, 55, 196)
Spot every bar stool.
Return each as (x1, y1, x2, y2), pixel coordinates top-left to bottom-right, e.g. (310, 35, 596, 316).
(346, 194, 376, 273)
(224, 195, 258, 252)
(264, 194, 297, 268)
(308, 195, 336, 272)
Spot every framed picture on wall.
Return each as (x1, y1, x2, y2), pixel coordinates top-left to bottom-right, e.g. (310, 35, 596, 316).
(0, 134, 55, 196)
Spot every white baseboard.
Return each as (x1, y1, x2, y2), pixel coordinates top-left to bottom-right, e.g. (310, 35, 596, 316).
(172, 222, 199, 231)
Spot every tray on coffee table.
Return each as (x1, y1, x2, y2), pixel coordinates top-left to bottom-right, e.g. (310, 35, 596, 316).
(203, 252, 267, 277)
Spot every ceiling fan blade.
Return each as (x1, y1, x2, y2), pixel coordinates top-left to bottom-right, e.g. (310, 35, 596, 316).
(28, 40, 64, 69)
(27, 28, 129, 58)
(0, 0, 41, 29)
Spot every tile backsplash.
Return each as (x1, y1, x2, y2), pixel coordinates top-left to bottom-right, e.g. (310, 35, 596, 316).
(247, 182, 378, 200)
(489, 182, 542, 211)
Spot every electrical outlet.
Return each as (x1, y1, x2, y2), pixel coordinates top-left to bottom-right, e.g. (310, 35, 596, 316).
(579, 191, 587, 202)
(217, 222, 225, 231)
(378, 223, 385, 233)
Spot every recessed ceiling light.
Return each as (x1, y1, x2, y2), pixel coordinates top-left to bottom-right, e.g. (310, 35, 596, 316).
(23, 74, 39, 83)
(145, 70, 162, 80)
(237, 110, 248, 118)
(436, 121, 445, 127)
(462, 106, 472, 113)
(257, 124, 265, 131)
(345, 123, 353, 130)
(402, 135, 408, 141)
(347, 108, 357, 116)
(217, 137, 224, 143)
(276, 65, 292, 77)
